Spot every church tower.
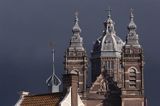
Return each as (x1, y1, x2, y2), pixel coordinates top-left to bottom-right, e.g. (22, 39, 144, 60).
(91, 9, 124, 87)
(64, 12, 88, 97)
(121, 9, 146, 106)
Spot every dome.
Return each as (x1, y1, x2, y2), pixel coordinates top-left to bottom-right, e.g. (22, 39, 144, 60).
(128, 20, 137, 30)
(93, 33, 124, 52)
(72, 21, 81, 33)
(92, 12, 124, 57)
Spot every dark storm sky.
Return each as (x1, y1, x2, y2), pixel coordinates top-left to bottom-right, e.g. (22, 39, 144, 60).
(0, 0, 159, 106)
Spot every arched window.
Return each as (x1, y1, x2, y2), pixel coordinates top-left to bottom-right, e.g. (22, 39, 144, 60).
(70, 70, 78, 75)
(128, 68, 136, 88)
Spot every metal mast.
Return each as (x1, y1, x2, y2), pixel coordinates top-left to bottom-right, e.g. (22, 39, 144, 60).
(46, 44, 61, 93)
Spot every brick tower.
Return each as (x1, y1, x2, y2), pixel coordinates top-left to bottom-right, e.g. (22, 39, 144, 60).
(121, 9, 146, 106)
(64, 12, 88, 97)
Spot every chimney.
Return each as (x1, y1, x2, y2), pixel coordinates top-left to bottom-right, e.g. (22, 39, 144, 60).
(63, 73, 78, 106)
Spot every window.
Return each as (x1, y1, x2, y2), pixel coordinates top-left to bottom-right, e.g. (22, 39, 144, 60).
(105, 61, 110, 70)
(129, 68, 136, 88)
(105, 61, 114, 77)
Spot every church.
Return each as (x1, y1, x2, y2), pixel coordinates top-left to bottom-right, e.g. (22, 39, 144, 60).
(15, 8, 147, 106)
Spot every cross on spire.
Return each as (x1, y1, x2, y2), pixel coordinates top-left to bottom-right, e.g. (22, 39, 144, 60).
(130, 8, 134, 20)
(106, 7, 112, 18)
(75, 11, 79, 22)
(72, 11, 81, 34)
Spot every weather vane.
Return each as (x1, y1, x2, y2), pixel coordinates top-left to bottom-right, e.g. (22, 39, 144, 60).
(49, 41, 54, 49)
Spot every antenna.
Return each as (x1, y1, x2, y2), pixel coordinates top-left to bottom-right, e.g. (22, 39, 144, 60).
(48, 41, 55, 69)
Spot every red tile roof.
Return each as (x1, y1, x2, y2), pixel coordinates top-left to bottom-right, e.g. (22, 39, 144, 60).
(20, 93, 63, 106)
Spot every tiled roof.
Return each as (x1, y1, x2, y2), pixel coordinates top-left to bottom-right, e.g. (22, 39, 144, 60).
(20, 93, 63, 106)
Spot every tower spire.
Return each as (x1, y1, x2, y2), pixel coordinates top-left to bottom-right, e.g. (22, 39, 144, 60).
(72, 11, 81, 34)
(64, 12, 88, 97)
(46, 43, 61, 93)
(69, 12, 84, 48)
(128, 8, 137, 30)
(126, 8, 140, 46)
(104, 7, 115, 34)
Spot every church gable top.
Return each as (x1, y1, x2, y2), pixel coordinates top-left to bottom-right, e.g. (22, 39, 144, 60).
(89, 74, 106, 94)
